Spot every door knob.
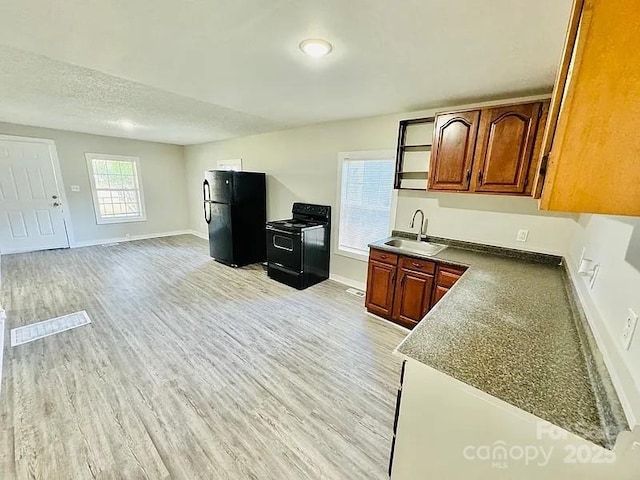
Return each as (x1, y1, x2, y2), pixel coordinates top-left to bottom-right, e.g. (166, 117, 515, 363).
(52, 195, 58, 199)
(53, 202, 61, 207)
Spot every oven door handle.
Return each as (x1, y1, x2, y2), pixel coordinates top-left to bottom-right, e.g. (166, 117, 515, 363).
(267, 226, 301, 236)
(272, 235, 294, 252)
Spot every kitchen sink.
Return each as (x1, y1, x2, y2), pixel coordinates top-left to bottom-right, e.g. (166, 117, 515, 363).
(384, 238, 448, 256)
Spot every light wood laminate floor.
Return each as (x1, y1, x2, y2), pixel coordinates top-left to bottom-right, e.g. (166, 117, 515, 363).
(0, 235, 406, 479)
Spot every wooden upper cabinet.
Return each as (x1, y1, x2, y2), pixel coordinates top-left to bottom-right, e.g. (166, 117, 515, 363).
(429, 111, 480, 191)
(537, 0, 640, 215)
(472, 103, 542, 194)
(428, 102, 548, 196)
(365, 260, 397, 318)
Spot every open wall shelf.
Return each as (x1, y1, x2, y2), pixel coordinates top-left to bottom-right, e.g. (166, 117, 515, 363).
(394, 117, 435, 190)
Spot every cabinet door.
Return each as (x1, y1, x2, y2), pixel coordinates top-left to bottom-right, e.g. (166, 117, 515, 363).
(431, 285, 449, 306)
(366, 260, 397, 318)
(472, 103, 541, 194)
(392, 268, 434, 328)
(538, 0, 640, 215)
(429, 110, 480, 191)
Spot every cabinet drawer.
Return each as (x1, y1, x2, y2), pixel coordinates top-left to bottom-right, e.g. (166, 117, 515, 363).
(399, 256, 435, 274)
(436, 266, 465, 288)
(370, 248, 398, 265)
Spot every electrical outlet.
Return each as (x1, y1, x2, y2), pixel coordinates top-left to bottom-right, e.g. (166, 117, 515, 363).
(621, 308, 639, 350)
(578, 247, 587, 268)
(589, 264, 600, 289)
(516, 229, 529, 242)
(125, 233, 131, 240)
(70, 185, 80, 192)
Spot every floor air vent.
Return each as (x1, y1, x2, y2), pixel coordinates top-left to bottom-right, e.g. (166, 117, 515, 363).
(11, 311, 92, 347)
(346, 288, 366, 298)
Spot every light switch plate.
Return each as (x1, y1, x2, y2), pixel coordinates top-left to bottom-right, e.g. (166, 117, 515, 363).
(621, 308, 638, 350)
(70, 185, 80, 192)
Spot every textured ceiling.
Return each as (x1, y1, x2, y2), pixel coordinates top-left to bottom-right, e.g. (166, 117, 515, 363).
(0, 0, 573, 145)
(0, 45, 283, 145)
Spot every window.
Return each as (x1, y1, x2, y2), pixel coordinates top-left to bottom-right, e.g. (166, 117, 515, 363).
(337, 151, 396, 259)
(85, 153, 146, 224)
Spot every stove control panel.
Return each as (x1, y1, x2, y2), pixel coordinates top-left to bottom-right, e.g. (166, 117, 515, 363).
(292, 203, 331, 220)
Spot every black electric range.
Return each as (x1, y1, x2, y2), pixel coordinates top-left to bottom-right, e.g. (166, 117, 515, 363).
(266, 203, 331, 290)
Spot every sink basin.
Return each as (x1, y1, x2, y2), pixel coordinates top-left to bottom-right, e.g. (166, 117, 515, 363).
(384, 238, 447, 256)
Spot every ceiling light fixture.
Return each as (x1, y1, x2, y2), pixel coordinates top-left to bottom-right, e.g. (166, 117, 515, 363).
(299, 39, 333, 58)
(118, 119, 135, 130)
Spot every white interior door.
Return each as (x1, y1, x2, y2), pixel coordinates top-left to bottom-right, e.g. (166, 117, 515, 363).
(0, 138, 70, 254)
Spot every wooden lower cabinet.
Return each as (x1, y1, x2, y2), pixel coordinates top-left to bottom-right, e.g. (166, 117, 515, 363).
(392, 268, 434, 328)
(431, 264, 466, 307)
(431, 285, 449, 305)
(366, 248, 466, 329)
(365, 259, 397, 318)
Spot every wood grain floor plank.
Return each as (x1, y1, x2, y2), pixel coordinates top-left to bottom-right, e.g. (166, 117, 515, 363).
(0, 235, 406, 479)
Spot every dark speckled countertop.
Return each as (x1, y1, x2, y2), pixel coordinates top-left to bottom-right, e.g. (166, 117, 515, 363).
(370, 234, 628, 449)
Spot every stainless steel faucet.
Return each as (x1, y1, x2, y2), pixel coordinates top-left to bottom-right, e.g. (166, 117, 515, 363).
(410, 209, 426, 241)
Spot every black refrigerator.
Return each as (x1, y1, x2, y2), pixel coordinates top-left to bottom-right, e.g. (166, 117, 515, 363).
(203, 170, 266, 267)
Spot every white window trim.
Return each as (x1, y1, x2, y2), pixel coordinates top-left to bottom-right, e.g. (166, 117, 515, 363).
(335, 150, 398, 262)
(85, 153, 147, 225)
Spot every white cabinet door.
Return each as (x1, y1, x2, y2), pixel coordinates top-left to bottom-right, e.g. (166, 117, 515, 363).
(391, 360, 639, 480)
(0, 138, 69, 253)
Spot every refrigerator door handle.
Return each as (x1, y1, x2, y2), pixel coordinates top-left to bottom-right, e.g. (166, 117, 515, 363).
(203, 201, 211, 224)
(203, 179, 210, 202)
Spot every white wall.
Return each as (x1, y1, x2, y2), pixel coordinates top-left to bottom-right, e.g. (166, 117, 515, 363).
(184, 95, 577, 286)
(567, 214, 640, 425)
(395, 192, 576, 255)
(0, 122, 189, 245)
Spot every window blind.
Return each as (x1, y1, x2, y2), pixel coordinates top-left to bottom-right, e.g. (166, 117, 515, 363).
(339, 158, 395, 254)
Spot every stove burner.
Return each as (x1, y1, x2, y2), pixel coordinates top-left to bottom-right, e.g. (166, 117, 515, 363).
(269, 219, 322, 230)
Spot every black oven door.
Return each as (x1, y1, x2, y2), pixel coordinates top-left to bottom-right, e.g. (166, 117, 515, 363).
(266, 227, 302, 272)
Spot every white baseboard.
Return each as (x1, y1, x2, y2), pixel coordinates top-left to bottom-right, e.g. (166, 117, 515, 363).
(366, 311, 411, 333)
(566, 255, 640, 427)
(1, 244, 70, 255)
(1, 230, 208, 255)
(329, 274, 366, 291)
(0, 308, 5, 396)
(188, 230, 208, 240)
(71, 230, 197, 248)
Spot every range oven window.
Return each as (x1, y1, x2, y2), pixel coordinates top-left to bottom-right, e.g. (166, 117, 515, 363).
(267, 229, 302, 272)
(338, 152, 395, 257)
(272, 234, 294, 252)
